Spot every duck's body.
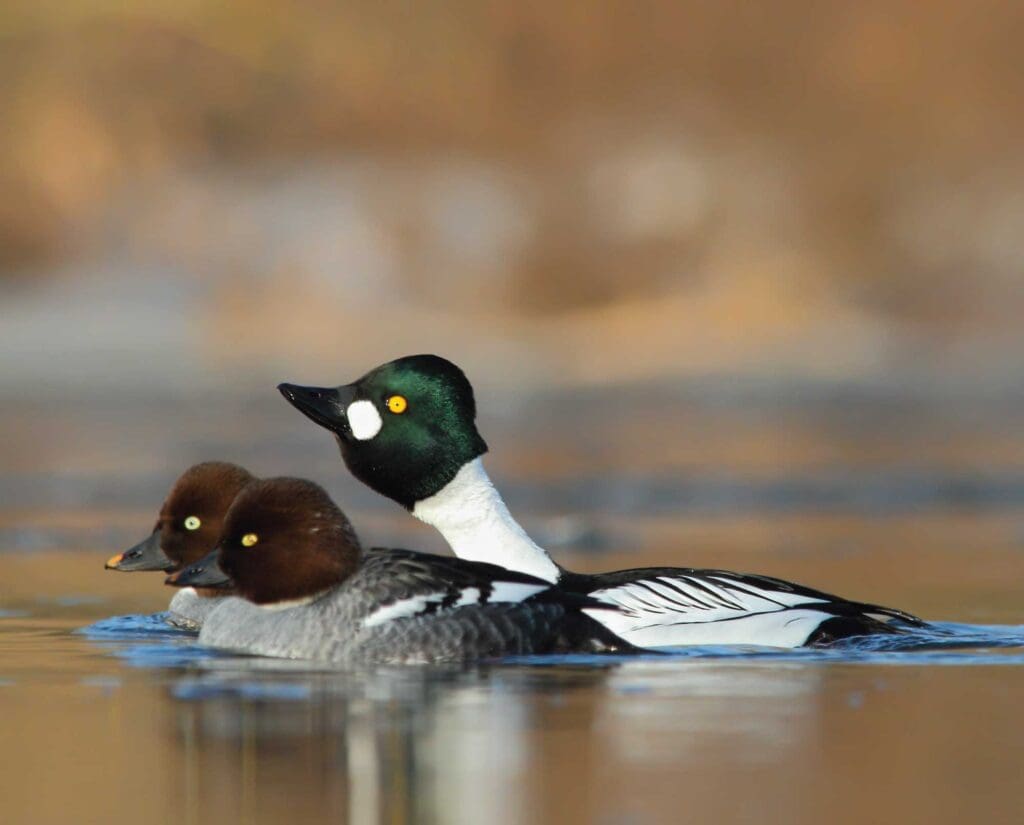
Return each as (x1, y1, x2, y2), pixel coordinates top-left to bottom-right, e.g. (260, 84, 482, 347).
(166, 587, 225, 631)
(279, 355, 926, 649)
(172, 479, 633, 665)
(198, 550, 626, 664)
(411, 458, 920, 648)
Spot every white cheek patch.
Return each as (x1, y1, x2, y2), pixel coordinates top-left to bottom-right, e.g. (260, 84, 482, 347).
(346, 400, 383, 440)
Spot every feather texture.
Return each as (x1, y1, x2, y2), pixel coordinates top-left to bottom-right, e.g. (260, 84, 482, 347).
(571, 569, 922, 648)
(198, 548, 629, 663)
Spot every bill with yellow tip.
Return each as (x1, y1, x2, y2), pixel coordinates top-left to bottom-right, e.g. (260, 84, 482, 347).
(104, 530, 174, 572)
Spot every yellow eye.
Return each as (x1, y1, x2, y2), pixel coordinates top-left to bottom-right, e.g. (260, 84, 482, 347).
(386, 395, 408, 414)
(184, 516, 201, 531)
(241, 533, 259, 548)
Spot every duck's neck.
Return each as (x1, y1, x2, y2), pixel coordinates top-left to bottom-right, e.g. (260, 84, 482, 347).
(257, 586, 335, 612)
(411, 458, 561, 583)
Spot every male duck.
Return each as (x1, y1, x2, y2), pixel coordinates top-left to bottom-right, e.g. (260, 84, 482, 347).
(278, 355, 924, 649)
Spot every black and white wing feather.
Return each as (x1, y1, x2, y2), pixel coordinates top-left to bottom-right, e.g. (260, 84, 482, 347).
(324, 549, 633, 662)
(197, 551, 630, 665)
(571, 568, 923, 648)
(355, 548, 591, 629)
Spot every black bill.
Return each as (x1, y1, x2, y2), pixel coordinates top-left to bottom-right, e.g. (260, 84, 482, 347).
(165, 549, 233, 589)
(106, 530, 173, 572)
(277, 382, 356, 437)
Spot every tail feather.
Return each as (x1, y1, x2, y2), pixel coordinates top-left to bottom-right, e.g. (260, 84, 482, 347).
(825, 599, 925, 627)
(806, 601, 927, 647)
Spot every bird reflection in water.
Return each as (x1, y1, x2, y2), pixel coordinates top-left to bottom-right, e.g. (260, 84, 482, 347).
(164, 659, 621, 824)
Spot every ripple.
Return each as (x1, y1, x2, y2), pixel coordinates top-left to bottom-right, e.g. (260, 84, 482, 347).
(507, 621, 1024, 667)
(113, 641, 228, 669)
(79, 613, 1024, 679)
(77, 612, 193, 639)
(172, 678, 313, 702)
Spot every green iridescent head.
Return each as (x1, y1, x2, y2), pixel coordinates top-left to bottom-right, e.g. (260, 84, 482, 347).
(279, 355, 488, 508)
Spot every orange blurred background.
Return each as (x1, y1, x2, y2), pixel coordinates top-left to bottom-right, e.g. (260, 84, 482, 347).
(2, 1, 1023, 400)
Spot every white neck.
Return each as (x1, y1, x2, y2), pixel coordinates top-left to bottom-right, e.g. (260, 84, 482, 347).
(258, 588, 331, 612)
(412, 458, 561, 583)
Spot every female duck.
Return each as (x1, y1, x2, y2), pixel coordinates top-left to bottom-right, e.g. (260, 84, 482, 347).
(106, 462, 255, 629)
(279, 355, 925, 649)
(168, 477, 632, 664)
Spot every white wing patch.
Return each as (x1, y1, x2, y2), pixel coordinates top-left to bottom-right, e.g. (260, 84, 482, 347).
(362, 594, 446, 628)
(452, 587, 481, 607)
(585, 606, 829, 649)
(592, 575, 826, 621)
(361, 582, 548, 629)
(488, 582, 548, 603)
(585, 574, 834, 647)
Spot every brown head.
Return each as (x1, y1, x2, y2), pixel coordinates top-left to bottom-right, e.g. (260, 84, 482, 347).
(168, 477, 362, 605)
(106, 462, 256, 573)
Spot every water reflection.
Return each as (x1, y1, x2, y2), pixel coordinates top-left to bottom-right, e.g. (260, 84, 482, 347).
(90, 613, 1024, 825)
(161, 660, 618, 825)
(4, 594, 1024, 824)
(601, 661, 822, 767)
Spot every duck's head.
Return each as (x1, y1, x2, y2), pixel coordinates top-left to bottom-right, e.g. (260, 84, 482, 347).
(278, 355, 488, 509)
(167, 478, 361, 606)
(105, 462, 256, 573)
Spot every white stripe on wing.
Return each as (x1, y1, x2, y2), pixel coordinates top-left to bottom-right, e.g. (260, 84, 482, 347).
(361, 581, 548, 629)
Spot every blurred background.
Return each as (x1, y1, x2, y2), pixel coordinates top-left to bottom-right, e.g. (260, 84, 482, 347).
(2, 0, 1024, 549)
(3, 0, 1024, 397)
(4, 5, 1024, 824)
(5, 0, 1024, 574)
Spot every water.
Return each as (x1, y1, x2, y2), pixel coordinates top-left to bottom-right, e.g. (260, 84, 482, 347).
(2, 394, 1024, 824)
(4, 585, 1024, 825)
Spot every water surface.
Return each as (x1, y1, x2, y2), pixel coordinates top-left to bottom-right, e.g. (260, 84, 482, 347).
(2, 395, 1024, 824)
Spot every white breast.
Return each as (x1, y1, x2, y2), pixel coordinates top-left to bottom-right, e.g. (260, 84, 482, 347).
(412, 459, 561, 582)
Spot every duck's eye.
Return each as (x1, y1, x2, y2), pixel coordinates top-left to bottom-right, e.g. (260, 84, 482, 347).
(386, 395, 408, 414)
(241, 533, 259, 548)
(184, 516, 201, 531)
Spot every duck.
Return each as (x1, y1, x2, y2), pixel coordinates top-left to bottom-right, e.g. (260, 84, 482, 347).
(105, 462, 255, 630)
(277, 354, 926, 649)
(166, 476, 636, 664)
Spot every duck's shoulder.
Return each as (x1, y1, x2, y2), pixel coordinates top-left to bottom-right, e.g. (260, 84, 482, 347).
(357, 547, 552, 593)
